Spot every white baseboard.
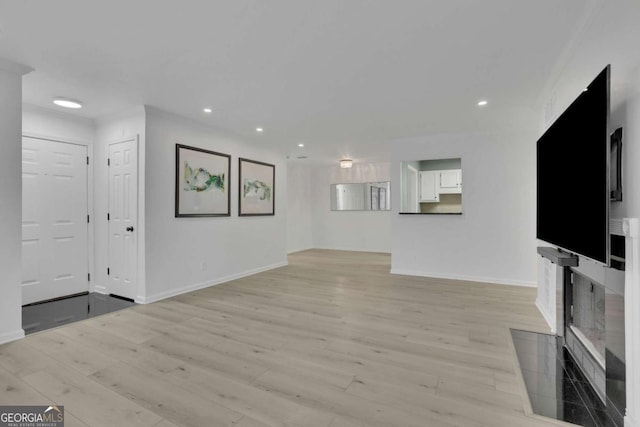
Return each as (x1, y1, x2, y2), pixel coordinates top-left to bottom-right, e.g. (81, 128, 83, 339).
(390, 268, 537, 288)
(314, 245, 391, 254)
(137, 261, 288, 304)
(535, 300, 555, 334)
(287, 246, 314, 255)
(93, 285, 107, 295)
(0, 329, 25, 345)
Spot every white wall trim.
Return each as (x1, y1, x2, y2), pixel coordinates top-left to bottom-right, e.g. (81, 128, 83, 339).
(0, 329, 25, 345)
(535, 300, 555, 334)
(624, 218, 640, 427)
(390, 268, 537, 288)
(93, 285, 108, 295)
(136, 261, 288, 305)
(287, 246, 314, 255)
(314, 245, 391, 254)
(22, 131, 91, 147)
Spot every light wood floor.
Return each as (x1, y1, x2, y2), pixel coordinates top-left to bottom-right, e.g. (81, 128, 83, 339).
(0, 250, 574, 427)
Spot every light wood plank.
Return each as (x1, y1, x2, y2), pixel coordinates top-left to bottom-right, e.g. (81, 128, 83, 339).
(90, 362, 243, 427)
(0, 366, 51, 405)
(22, 330, 118, 376)
(0, 249, 565, 427)
(21, 365, 162, 427)
(164, 362, 335, 427)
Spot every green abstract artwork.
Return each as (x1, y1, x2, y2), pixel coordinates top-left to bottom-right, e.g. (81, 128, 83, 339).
(176, 144, 230, 217)
(243, 179, 271, 201)
(183, 162, 225, 192)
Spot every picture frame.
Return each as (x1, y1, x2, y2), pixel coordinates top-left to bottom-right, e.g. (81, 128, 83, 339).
(175, 144, 231, 217)
(239, 158, 275, 216)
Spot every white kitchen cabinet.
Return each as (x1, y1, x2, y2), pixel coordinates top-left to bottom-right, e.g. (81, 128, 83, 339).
(419, 171, 439, 202)
(438, 169, 462, 194)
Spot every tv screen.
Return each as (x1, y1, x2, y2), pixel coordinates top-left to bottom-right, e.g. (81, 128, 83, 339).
(536, 65, 610, 265)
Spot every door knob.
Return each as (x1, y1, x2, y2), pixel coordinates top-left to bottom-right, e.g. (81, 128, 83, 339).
(126, 226, 134, 232)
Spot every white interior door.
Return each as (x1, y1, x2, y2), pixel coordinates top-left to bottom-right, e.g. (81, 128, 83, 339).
(108, 138, 138, 300)
(22, 137, 88, 305)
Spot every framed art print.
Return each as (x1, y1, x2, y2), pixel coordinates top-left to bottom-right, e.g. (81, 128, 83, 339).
(175, 144, 231, 217)
(239, 158, 275, 216)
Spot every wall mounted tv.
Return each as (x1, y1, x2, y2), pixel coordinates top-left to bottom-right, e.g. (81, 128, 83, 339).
(537, 65, 610, 265)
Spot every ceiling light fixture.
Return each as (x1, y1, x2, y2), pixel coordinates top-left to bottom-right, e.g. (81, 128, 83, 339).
(256, 127, 263, 132)
(340, 159, 353, 169)
(477, 100, 488, 107)
(53, 97, 82, 109)
(203, 108, 212, 113)
(298, 143, 304, 147)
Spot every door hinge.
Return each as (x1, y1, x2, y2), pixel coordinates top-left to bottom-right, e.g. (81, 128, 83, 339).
(107, 268, 110, 276)
(107, 213, 110, 221)
(107, 158, 110, 166)
(88, 273, 91, 282)
(87, 214, 90, 224)
(87, 156, 90, 165)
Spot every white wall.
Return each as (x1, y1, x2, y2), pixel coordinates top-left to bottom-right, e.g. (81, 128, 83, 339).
(619, 67, 640, 221)
(22, 104, 95, 143)
(0, 63, 28, 344)
(390, 131, 537, 286)
(287, 163, 313, 253)
(310, 162, 392, 253)
(541, 0, 640, 221)
(95, 107, 146, 299)
(143, 107, 287, 303)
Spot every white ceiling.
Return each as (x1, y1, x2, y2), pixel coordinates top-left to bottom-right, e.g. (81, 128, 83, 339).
(0, 0, 591, 164)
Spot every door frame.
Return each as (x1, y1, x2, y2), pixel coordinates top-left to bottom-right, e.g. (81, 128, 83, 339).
(407, 165, 419, 213)
(21, 132, 95, 296)
(106, 135, 140, 302)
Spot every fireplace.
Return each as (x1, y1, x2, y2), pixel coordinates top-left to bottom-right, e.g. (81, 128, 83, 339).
(537, 219, 640, 427)
(561, 232, 627, 425)
(565, 270, 607, 402)
(569, 272, 605, 363)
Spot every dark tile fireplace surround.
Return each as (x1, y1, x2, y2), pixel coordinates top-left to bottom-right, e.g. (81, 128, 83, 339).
(526, 242, 626, 426)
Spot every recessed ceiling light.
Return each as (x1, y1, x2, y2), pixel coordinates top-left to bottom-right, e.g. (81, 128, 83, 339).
(256, 127, 263, 132)
(53, 98, 82, 109)
(203, 108, 212, 113)
(298, 143, 304, 147)
(477, 100, 488, 107)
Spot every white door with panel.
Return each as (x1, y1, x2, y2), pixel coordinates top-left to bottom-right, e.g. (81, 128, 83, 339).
(108, 138, 138, 300)
(419, 171, 440, 202)
(22, 137, 88, 305)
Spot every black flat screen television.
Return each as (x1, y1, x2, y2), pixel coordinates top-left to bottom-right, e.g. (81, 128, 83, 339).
(536, 65, 610, 265)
